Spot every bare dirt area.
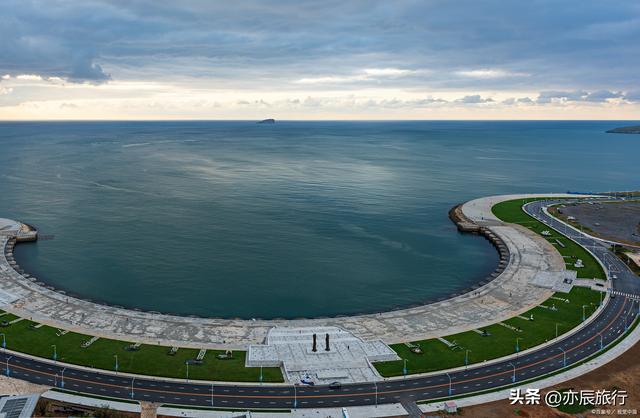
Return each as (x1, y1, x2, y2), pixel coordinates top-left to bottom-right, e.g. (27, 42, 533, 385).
(554, 201, 640, 246)
(0, 374, 48, 395)
(445, 340, 640, 417)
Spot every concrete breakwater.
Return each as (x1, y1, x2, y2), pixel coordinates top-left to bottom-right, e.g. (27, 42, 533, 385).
(16, 223, 38, 242)
(4, 237, 50, 289)
(449, 204, 481, 233)
(449, 204, 510, 286)
(4, 210, 508, 320)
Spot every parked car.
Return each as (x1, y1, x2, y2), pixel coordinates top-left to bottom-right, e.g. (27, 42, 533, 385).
(300, 375, 315, 386)
(329, 381, 342, 390)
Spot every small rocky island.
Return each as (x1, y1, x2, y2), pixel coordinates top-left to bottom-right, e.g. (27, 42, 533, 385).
(258, 118, 275, 124)
(606, 125, 640, 134)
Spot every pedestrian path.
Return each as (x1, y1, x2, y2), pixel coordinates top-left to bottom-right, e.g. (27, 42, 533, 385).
(401, 398, 425, 417)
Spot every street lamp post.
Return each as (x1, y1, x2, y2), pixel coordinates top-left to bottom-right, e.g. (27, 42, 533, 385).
(210, 383, 214, 407)
(5, 356, 11, 376)
(186, 362, 189, 382)
(599, 334, 604, 350)
(582, 305, 588, 321)
(403, 358, 407, 377)
(61, 367, 66, 388)
(374, 381, 378, 407)
(54, 374, 58, 387)
(559, 347, 567, 367)
(51, 345, 57, 363)
(509, 362, 516, 383)
(293, 384, 297, 409)
(114, 355, 119, 374)
(259, 366, 263, 383)
(131, 377, 135, 399)
(446, 372, 452, 396)
(555, 323, 561, 339)
(515, 337, 522, 353)
(0, 333, 6, 350)
(465, 350, 471, 370)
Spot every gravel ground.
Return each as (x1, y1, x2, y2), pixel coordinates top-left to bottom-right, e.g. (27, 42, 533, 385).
(0, 375, 48, 395)
(560, 202, 640, 245)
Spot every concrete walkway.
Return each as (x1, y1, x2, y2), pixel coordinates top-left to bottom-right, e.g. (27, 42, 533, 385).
(41, 388, 410, 417)
(0, 194, 586, 350)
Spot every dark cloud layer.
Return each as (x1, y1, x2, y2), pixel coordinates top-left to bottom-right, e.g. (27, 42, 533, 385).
(0, 0, 638, 91)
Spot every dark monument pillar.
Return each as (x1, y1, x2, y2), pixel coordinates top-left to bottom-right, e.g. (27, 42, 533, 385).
(325, 333, 330, 351)
(312, 333, 317, 352)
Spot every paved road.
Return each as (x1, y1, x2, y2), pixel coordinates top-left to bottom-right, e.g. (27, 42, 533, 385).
(0, 198, 638, 409)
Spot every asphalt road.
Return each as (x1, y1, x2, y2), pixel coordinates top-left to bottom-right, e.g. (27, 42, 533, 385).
(0, 198, 638, 410)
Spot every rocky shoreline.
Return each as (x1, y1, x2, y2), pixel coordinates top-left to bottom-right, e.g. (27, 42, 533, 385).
(606, 125, 640, 134)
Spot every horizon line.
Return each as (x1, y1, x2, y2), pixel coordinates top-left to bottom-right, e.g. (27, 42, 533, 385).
(0, 118, 638, 123)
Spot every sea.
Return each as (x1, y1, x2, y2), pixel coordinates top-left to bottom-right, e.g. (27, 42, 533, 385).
(0, 120, 638, 318)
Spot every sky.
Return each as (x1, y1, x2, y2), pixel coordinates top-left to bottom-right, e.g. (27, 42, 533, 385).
(1, 0, 639, 120)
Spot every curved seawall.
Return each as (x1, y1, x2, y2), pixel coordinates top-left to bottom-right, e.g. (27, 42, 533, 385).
(0, 195, 575, 349)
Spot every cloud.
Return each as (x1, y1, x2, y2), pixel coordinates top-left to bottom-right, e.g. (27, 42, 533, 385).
(536, 90, 585, 103)
(502, 97, 534, 105)
(362, 68, 414, 77)
(364, 97, 449, 108)
(412, 97, 448, 105)
(624, 90, 640, 102)
(16, 75, 44, 81)
(456, 69, 528, 79)
(2, 0, 633, 89)
(0, 0, 639, 118)
(295, 75, 368, 85)
(68, 60, 111, 84)
(295, 68, 416, 84)
(236, 99, 271, 107)
(0, 1, 113, 83)
(536, 90, 625, 103)
(583, 90, 624, 102)
(455, 94, 494, 104)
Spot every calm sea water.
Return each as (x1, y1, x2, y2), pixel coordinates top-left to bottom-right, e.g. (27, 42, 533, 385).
(0, 121, 638, 318)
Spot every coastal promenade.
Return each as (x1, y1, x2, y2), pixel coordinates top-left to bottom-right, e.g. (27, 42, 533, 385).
(1, 193, 638, 413)
(0, 194, 581, 350)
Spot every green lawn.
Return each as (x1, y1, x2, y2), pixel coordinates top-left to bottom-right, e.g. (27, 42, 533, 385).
(492, 198, 605, 280)
(375, 197, 603, 377)
(1, 320, 282, 382)
(375, 287, 599, 376)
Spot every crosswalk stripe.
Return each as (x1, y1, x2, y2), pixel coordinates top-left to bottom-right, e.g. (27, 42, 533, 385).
(608, 290, 640, 299)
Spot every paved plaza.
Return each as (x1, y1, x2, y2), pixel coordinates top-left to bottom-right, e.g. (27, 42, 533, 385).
(247, 326, 398, 383)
